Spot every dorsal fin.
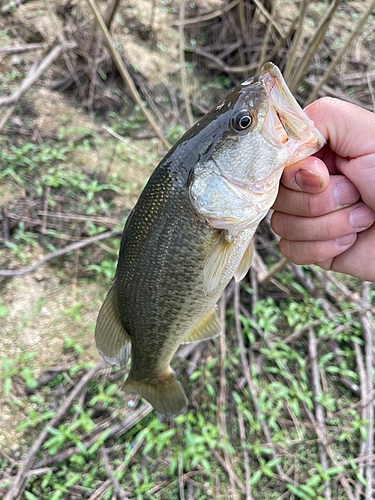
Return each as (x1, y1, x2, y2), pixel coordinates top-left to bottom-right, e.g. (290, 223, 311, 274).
(95, 286, 131, 369)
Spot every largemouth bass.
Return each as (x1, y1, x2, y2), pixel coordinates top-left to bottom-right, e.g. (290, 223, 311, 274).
(95, 63, 325, 417)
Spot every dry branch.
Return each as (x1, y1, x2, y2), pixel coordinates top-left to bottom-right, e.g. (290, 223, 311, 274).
(0, 44, 45, 55)
(284, 0, 309, 84)
(88, 436, 146, 500)
(308, 328, 331, 500)
(187, 45, 258, 74)
(289, 0, 344, 94)
(354, 342, 367, 500)
(0, 230, 121, 278)
(361, 282, 374, 500)
(0, 45, 63, 110)
(172, 0, 239, 26)
(305, 0, 375, 105)
(104, 0, 121, 31)
(86, 0, 171, 149)
(217, 297, 239, 499)
(100, 447, 129, 500)
(255, 0, 275, 74)
(179, 0, 194, 127)
(236, 402, 252, 499)
(252, 0, 284, 37)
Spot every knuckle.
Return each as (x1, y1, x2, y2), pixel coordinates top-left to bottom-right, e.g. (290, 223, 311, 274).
(306, 194, 322, 216)
(271, 212, 284, 236)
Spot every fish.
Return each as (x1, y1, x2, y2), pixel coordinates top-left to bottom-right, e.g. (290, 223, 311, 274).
(95, 63, 325, 417)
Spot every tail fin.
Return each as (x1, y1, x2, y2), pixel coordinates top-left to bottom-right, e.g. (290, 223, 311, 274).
(125, 368, 187, 417)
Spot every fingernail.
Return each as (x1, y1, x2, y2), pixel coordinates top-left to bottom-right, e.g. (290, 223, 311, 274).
(295, 170, 323, 192)
(336, 233, 356, 246)
(349, 206, 375, 229)
(334, 181, 359, 208)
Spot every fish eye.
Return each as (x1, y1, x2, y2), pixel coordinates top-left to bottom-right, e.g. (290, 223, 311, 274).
(232, 110, 253, 131)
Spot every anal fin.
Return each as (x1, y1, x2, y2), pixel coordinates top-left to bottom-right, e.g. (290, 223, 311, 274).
(233, 238, 254, 282)
(203, 231, 234, 295)
(125, 368, 187, 417)
(182, 307, 222, 344)
(95, 286, 131, 369)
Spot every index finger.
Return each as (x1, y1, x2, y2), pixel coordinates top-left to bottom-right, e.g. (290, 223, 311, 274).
(304, 97, 375, 159)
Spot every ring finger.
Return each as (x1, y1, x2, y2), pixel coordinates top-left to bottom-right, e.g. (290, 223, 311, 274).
(272, 202, 374, 241)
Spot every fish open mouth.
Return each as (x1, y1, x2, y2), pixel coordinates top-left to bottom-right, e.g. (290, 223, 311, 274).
(259, 63, 325, 163)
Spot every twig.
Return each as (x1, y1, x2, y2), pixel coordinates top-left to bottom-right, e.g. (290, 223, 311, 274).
(0, 43, 45, 55)
(284, 0, 309, 84)
(37, 212, 121, 226)
(88, 436, 146, 500)
(255, 0, 276, 74)
(212, 450, 246, 494)
(1, 206, 9, 241)
(104, 0, 121, 30)
(308, 328, 331, 500)
(217, 297, 239, 499)
(0, 105, 16, 133)
(86, 0, 171, 149)
(179, 0, 194, 127)
(103, 126, 158, 168)
(0, 45, 63, 109)
(4, 360, 104, 500)
(289, 0, 344, 94)
(367, 72, 375, 113)
(305, 78, 374, 111)
(360, 282, 374, 500)
(236, 406, 252, 500)
(356, 25, 375, 60)
(178, 451, 185, 500)
(100, 447, 129, 500)
(354, 342, 367, 500)
(172, 0, 239, 26)
(252, 0, 284, 37)
(186, 46, 258, 74)
(305, 0, 375, 105)
(258, 257, 289, 286)
(0, 230, 121, 277)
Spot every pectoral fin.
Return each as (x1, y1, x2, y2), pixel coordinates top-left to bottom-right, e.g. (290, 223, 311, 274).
(233, 238, 254, 282)
(182, 307, 222, 344)
(125, 368, 187, 417)
(95, 286, 131, 369)
(203, 231, 234, 295)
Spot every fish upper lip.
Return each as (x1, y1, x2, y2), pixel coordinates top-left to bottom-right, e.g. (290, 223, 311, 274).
(258, 63, 325, 160)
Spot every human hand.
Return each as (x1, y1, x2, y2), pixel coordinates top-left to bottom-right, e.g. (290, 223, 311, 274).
(271, 97, 375, 281)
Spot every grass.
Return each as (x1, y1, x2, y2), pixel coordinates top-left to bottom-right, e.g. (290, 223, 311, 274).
(0, 109, 373, 500)
(1, 1, 374, 498)
(0, 261, 372, 498)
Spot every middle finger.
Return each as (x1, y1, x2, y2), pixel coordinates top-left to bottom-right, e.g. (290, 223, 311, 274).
(272, 175, 360, 217)
(271, 201, 375, 241)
